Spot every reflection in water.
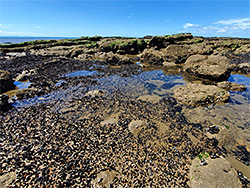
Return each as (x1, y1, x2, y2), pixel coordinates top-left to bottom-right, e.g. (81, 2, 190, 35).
(14, 81, 31, 89)
(65, 70, 97, 77)
(55, 80, 66, 87)
(228, 74, 250, 105)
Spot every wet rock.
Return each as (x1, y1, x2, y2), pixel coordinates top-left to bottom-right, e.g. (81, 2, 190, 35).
(0, 70, 16, 93)
(200, 159, 208, 166)
(0, 172, 16, 188)
(174, 83, 230, 106)
(207, 126, 220, 134)
(233, 145, 250, 166)
(188, 157, 242, 188)
(15, 88, 42, 99)
(0, 94, 10, 112)
(217, 81, 247, 91)
(140, 49, 164, 65)
(184, 55, 231, 81)
(229, 52, 250, 75)
(232, 63, 250, 75)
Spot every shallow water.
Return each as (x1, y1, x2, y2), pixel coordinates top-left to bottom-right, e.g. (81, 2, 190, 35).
(14, 81, 31, 89)
(65, 70, 97, 77)
(11, 65, 250, 151)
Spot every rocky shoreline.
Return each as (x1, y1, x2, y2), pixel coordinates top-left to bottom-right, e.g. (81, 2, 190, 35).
(0, 33, 250, 187)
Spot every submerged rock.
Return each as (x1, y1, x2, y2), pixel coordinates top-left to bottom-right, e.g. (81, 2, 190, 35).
(0, 70, 16, 94)
(184, 55, 231, 81)
(217, 81, 247, 91)
(174, 83, 230, 106)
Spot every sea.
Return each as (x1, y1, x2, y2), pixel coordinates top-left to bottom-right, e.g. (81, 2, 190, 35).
(0, 37, 77, 44)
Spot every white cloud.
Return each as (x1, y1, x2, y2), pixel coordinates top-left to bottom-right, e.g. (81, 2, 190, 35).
(215, 18, 250, 25)
(181, 17, 250, 37)
(128, 13, 134, 19)
(0, 24, 9, 28)
(36, 26, 41, 29)
(215, 18, 250, 30)
(0, 30, 36, 36)
(217, 28, 227, 33)
(165, 19, 171, 23)
(183, 23, 199, 29)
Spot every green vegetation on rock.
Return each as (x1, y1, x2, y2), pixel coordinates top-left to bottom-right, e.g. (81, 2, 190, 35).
(197, 152, 210, 160)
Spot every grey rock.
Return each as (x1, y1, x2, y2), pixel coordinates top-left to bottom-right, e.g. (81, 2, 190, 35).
(174, 83, 230, 106)
(184, 55, 231, 81)
(140, 49, 164, 65)
(217, 81, 247, 91)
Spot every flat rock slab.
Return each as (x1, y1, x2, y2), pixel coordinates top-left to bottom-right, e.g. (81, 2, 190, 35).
(217, 81, 247, 91)
(101, 113, 120, 125)
(188, 157, 241, 188)
(174, 83, 230, 106)
(91, 170, 117, 188)
(137, 94, 162, 103)
(0, 172, 16, 188)
(184, 55, 231, 81)
(85, 89, 104, 97)
(128, 120, 145, 137)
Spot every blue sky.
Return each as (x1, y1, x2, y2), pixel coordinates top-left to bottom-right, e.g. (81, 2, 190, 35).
(0, 0, 249, 38)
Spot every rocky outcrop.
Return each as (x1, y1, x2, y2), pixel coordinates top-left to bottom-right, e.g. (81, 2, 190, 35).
(105, 53, 134, 65)
(188, 157, 242, 188)
(162, 45, 192, 64)
(229, 53, 250, 75)
(217, 81, 247, 91)
(184, 55, 231, 81)
(0, 94, 10, 112)
(149, 33, 193, 49)
(140, 49, 164, 65)
(0, 70, 16, 94)
(174, 83, 230, 106)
